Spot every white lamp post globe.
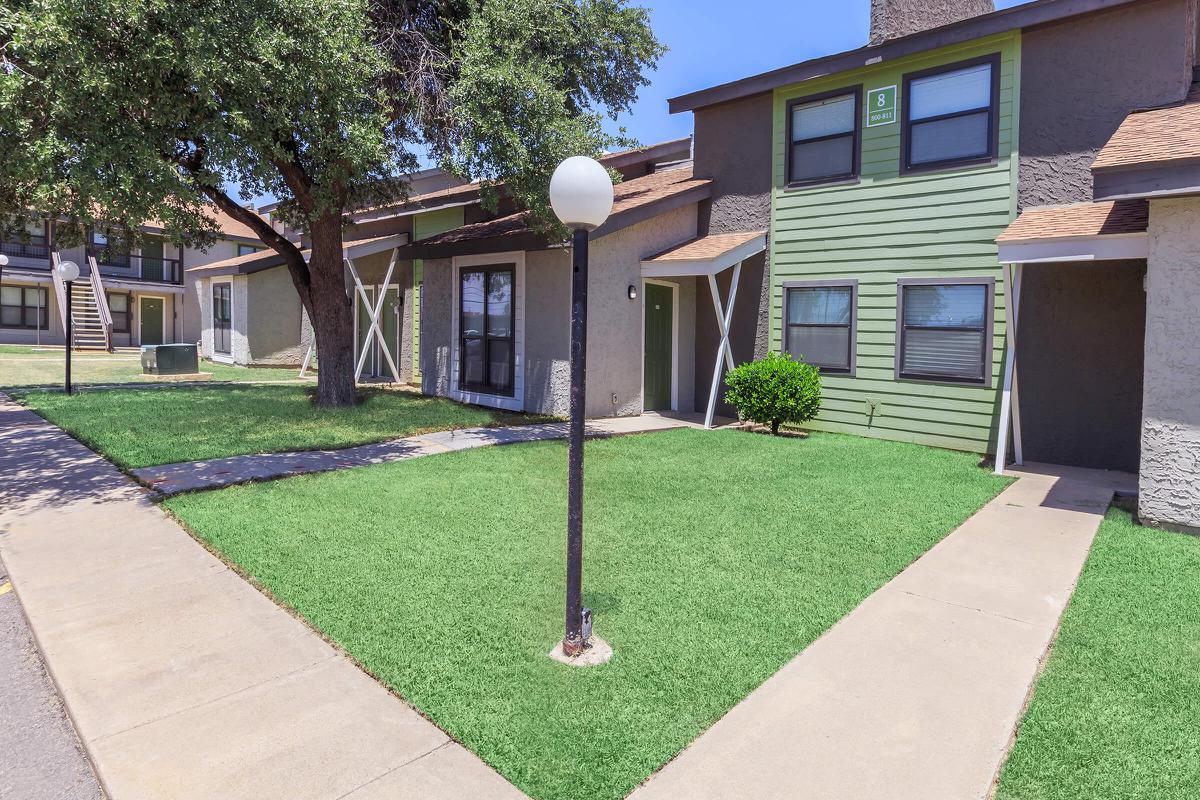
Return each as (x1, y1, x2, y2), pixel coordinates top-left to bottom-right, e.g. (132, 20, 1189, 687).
(0, 254, 9, 267)
(57, 260, 80, 282)
(550, 156, 614, 231)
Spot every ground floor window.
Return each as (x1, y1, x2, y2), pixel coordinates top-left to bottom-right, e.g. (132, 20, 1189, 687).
(896, 279, 992, 385)
(784, 281, 856, 373)
(0, 285, 48, 330)
(212, 282, 232, 355)
(107, 292, 130, 333)
(459, 266, 514, 396)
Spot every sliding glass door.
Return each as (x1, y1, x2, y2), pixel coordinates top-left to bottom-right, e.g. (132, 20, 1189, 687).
(459, 266, 514, 396)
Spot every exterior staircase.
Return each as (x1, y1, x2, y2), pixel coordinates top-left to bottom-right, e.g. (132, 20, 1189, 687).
(68, 280, 110, 351)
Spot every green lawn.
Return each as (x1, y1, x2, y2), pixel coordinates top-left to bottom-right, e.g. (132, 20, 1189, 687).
(0, 346, 306, 387)
(17, 384, 549, 468)
(995, 507, 1200, 800)
(166, 429, 1010, 800)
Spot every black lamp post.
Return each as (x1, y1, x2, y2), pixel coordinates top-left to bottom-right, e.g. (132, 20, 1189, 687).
(56, 259, 80, 394)
(549, 156, 614, 657)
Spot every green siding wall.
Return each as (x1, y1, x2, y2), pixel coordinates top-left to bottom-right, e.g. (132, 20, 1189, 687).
(770, 32, 1020, 453)
(410, 206, 465, 380)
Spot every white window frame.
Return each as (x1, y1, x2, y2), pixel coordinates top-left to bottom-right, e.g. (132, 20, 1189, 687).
(450, 250, 525, 411)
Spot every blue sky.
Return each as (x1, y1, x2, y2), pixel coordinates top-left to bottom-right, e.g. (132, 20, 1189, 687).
(605, 0, 1026, 148)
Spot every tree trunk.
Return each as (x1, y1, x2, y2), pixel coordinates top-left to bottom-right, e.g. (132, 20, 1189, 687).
(771, 419, 781, 436)
(307, 212, 358, 408)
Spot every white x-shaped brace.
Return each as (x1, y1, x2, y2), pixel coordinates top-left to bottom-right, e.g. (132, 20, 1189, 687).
(704, 260, 742, 430)
(347, 249, 402, 384)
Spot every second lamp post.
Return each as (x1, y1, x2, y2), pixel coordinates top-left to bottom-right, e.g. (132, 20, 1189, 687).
(549, 156, 614, 657)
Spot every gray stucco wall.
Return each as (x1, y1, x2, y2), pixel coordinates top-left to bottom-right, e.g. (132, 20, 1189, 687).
(691, 93, 775, 416)
(1140, 198, 1200, 531)
(246, 267, 306, 365)
(523, 248, 571, 416)
(869, 0, 994, 45)
(584, 203, 698, 417)
(1018, 0, 1196, 209)
(1016, 260, 1145, 473)
(420, 257, 453, 398)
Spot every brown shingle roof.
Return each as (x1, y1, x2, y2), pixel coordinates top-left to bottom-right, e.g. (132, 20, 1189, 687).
(1092, 83, 1200, 171)
(996, 200, 1148, 243)
(418, 167, 711, 248)
(645, 231, 765, 262)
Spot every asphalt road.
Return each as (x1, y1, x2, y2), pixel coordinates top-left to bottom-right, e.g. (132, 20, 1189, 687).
(0, 558, 105, 800)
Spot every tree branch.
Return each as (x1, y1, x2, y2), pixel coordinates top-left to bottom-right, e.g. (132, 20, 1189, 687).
(200, 185, 312, 289)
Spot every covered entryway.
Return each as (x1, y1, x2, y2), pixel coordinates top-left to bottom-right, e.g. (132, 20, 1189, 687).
(994, 199, 1149, 474)
(642, 231, 766, 428)
(355, 284, 403, 380)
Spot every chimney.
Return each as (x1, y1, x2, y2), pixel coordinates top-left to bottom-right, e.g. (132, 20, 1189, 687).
(869, 0, 996, 45)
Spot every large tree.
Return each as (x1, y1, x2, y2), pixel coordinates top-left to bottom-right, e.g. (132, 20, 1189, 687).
(0, 0, 662, 405)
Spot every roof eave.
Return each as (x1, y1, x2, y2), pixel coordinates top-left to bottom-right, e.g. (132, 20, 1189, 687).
(669, 0, 1144, 113)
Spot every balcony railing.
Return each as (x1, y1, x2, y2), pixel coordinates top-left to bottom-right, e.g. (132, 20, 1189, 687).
(0, 240, 51, 261)
(90, 249, 183, 284)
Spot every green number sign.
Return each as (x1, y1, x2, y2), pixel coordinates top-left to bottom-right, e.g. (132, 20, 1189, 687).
(866, 85, 897, 127)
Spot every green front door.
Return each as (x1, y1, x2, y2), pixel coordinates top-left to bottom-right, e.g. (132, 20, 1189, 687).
(643, 282, 673, 411)
(139, 297, 164, 345)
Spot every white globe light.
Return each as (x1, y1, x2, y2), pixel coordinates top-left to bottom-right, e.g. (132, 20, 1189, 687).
(550, 156, 614, 231)
(0, 253, 9, 266)
(56, 260, 80, 282)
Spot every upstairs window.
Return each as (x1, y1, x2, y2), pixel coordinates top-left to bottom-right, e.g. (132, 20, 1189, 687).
(237, 243, 264, 257)
(897, 279, 993, 385)
(784, 282, 856, 374)
(902, 55, 999, 173)
(787, 89, 861, 187)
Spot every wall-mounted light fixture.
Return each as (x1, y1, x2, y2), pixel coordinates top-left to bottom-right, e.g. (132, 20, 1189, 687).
(628, 284, 638, 301)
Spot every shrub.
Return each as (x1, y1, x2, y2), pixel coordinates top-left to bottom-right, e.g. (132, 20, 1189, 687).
(723, 352, 821, 435)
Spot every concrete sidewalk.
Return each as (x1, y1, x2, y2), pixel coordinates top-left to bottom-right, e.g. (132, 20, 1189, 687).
(630, 464, 1134, 800)
(0, 396, 527, 800)
(132, 412, 725, 496)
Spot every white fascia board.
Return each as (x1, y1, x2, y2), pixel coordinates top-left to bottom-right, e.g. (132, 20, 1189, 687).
(997, 233, 1148, 265)
(343, 233, 411, 260)
(640, 233, 766, 277)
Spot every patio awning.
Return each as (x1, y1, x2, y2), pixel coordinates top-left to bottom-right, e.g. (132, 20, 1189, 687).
(641, 231, 767, 430)
(995, 200, 1148, 264)
(640, 231, 766, 277)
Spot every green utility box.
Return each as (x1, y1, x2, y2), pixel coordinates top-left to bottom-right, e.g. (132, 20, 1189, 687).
(141, 343, 199, 375)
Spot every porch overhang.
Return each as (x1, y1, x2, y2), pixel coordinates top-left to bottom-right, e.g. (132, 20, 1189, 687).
(640, 231, 766, 277)
(991, 200, 1149, 476)
(642, 231, 766, 430)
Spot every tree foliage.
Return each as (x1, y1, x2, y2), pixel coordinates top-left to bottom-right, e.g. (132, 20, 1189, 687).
(724, 353, 822, 436)
(0, 0, 663, 404)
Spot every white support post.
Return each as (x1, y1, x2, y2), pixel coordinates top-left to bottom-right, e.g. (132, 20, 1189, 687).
(995, 262, 1023, 475)
(298, 342, 315, 378)
(703, 260, 742, 430)
(347, 250, 402, 384)
(1010, 263, 1024, 465)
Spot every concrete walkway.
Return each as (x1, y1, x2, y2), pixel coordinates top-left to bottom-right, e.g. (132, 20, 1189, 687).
(630, 463, 1134, 800)
(0, 397, 527, 800)
(132, 412, 718, 496)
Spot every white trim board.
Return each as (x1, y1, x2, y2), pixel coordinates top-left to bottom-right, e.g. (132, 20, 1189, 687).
(998, 233, 1148, 265)
(450, 250, 526, 412)
(640, 233, 766, 278)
